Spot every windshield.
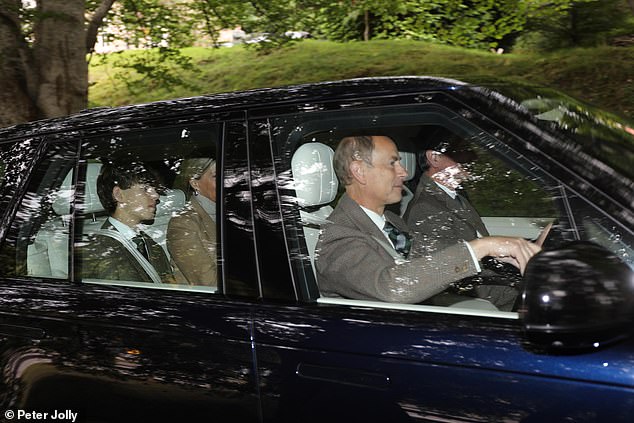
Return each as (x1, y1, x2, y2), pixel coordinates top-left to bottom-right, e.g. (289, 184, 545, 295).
(490, 85, 634, 181)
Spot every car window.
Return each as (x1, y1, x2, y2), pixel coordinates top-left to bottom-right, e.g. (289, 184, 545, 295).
(73, 124, 221, 292)
(271, 100, 624, 316)
(0, 139, 42, 230)
(0, 140, 76, 279)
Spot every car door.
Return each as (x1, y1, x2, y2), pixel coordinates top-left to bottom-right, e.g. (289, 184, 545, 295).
(248, 90, 634, 422)
(0, 116, 262, 421)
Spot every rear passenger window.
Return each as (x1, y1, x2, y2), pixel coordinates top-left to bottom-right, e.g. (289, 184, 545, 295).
(0, 124, 222, 291)
(0, 140, 76, 279)
(74, 124, 220, 292)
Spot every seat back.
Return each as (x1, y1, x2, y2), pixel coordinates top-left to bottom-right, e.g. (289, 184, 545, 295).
(399, 151, 416, 216)
(144, 188, 186, 253)
(291, 142, 338, 272)
(27, 163, 104, 278)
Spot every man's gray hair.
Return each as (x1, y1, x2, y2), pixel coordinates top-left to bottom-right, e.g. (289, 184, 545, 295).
(333, 135, 375, 186)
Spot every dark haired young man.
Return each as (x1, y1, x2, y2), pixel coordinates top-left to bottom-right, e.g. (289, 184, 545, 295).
(78, 163, 175, 284)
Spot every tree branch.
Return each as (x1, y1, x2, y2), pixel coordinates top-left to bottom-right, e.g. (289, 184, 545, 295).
(86, 0, 117, 54)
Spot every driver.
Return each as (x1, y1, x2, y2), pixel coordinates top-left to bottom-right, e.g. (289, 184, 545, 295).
(403, 128, 486, 252)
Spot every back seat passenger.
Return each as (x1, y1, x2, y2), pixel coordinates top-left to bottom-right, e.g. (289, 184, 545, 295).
(27, 163, 185, 279)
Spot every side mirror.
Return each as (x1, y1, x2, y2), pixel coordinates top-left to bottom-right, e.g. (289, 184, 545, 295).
(519, 241, 634, 351)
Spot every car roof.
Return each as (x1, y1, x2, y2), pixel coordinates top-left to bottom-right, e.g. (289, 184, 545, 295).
(0, 76, 475, 140)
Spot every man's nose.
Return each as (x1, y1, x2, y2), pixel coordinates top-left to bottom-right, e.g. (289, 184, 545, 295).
(397, 162, 408, 178)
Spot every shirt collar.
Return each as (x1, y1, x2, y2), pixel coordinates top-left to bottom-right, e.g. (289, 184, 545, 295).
(434, 181, 457, 199)
(359, 205, 387, 230)
(193, 195, 216, 221)
(108, 216, 139, 240)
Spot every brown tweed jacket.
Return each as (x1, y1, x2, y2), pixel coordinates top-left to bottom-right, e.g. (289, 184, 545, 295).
(167, 196, 217, 286)
(315, 193, 478, 303)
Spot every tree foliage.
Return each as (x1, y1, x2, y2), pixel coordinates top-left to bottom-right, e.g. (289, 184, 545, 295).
(518, 0, 632, 51)
(0, 0, 632, 128)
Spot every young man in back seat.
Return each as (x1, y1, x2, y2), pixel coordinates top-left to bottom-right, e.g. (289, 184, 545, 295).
(77, 162, 176, 283)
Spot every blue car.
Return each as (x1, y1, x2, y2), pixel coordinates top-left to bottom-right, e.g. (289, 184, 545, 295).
(0, 77, 632, 422)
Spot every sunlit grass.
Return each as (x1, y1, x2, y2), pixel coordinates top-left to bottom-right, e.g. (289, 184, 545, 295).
(88, 40, 634, 120)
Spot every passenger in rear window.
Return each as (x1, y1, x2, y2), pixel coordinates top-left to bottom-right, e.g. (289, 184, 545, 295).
(77, 162, 176, 284)
(167, 158, 218, 286)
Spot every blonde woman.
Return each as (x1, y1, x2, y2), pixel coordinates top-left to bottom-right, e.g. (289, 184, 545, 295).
(167, 158, 217, 286)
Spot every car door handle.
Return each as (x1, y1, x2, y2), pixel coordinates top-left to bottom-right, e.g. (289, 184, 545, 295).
(0, 324, 46, 340)
(296, 363, 390, 390)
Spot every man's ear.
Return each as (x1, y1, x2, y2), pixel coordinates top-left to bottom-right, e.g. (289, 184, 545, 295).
(349, 160, 366, 185)
(112, 186, 124, 203)
(426, 150, 441, 168)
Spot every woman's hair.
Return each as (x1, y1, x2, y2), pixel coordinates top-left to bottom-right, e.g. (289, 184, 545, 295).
(176, 158, 216, 195)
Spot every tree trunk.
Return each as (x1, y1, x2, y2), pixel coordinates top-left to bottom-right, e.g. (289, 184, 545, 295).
(86, 0, 117, 54)
(0, 0, 38, 126)
(33, 0, 88, 120)
(363, 9, 370, 41)
(1, 0, 116, 128)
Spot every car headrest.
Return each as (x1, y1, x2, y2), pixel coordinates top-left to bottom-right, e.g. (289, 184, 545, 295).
(400, 151, 416, 182)
(52, 162, 104, 215)
(156, 189, 186, 217)
(291, 142, 338, 208)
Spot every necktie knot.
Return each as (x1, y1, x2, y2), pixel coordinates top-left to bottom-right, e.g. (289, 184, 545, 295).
(383, 221, 412, 258)
(132, 232, 150, 260)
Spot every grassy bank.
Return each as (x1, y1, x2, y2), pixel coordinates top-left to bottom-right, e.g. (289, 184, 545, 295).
(89, 40, 634, 121)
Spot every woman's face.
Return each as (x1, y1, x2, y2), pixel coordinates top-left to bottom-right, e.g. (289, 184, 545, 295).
(191, 164, 216, 202)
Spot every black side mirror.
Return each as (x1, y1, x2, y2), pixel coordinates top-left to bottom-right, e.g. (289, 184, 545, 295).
(519, 241, 634, 351)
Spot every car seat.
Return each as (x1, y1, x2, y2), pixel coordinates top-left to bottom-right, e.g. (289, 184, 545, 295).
(291, 142, 338, 274)
(398, 151, 416, 216)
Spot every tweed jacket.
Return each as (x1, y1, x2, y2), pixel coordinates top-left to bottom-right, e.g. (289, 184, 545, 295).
(78, 220, 175, 283)
(167, 196, 217, 286)
(315, 193, 479, 303)
(404, 175, 489, 253)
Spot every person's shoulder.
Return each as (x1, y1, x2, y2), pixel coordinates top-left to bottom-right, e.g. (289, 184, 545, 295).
(169, 201, 197, 221)
(326, 194, 364, 226)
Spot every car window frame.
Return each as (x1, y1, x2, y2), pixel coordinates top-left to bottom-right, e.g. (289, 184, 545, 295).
(267, 91, 615, 318)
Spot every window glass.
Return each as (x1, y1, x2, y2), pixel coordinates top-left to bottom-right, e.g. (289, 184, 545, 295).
(568, 192, 634, 269)
(247, 119, 296, 300)
(222, 120, 260, 297)
(0, 139, 41, 232)
(0, 140, 76, 279)
(272, 103, 575, 314)
(74, 124, 220, 292)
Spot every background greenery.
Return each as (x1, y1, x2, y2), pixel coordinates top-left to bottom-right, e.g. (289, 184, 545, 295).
(89, 40, 634, 122)
(4, 0, 633, 127)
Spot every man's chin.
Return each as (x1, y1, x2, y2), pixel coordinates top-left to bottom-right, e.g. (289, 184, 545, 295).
(387, 195, 403, 205)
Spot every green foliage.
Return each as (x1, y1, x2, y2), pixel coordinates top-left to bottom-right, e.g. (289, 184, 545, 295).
(309, 0, 527, 49)
(89, 0, 634, 96)
(88, 40, 634, 124)
(95, 47, 200, 95)
(95, 0, 199, 93)
(517, 0, 631, 51)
